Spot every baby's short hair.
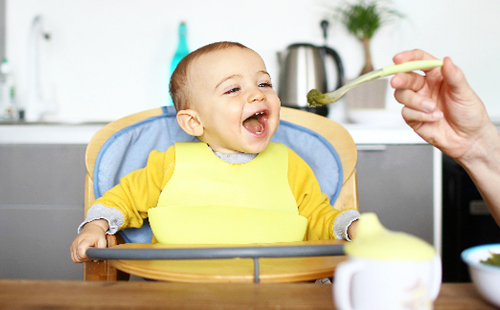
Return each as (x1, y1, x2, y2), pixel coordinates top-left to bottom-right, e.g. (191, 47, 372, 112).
(169, 41, 248, 111)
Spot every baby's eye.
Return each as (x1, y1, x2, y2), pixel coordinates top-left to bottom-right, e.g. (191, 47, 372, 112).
(259, 82, 273, 88)
(224, 87, 240, 95)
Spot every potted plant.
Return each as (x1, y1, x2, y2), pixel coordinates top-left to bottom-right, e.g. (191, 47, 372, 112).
(328, 0, 404, 121)
(332, 0, 403, 76)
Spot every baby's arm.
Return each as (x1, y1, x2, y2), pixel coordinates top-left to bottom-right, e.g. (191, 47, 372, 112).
(77, 204, 124, 235)
(70, 148, 175, 263)
(70, 204, 125, 263)
(70, 219, 109, 263)
(90, 148, 173, 230)
(287, 149, 360, 240)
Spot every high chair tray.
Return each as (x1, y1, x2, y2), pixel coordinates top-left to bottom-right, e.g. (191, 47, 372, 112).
(86, 240, 348, 283)
(86, 241, 345, 260)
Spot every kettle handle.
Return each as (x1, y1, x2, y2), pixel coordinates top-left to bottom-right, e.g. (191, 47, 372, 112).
(321, 46, 345, 91)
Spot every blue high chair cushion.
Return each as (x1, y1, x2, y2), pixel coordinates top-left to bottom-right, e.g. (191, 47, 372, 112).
(93, 106, 343, 243)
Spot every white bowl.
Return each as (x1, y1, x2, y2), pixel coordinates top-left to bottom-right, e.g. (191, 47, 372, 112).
(461, 244, 500, 307)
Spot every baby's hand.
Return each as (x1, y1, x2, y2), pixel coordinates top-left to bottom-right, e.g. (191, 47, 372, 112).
(347, 219, 358, 240)
(70, 219, 109, 263)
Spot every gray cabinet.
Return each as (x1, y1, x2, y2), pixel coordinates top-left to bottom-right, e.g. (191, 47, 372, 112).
(0, 144, 85, 280)
(355, 144, 434, 244)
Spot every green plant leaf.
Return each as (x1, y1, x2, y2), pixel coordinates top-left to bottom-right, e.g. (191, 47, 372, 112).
(332, 0, 403, 40)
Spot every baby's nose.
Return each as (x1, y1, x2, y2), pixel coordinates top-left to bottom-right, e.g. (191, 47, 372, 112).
(248, 88, 265, 103)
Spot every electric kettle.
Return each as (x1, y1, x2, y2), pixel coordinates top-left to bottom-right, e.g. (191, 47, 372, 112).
(278, 43, 344, 116)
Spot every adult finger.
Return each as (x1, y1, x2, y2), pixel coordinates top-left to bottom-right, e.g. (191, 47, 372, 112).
(441, 57, 476, 101)
(393, 88, 437, 114)
(391, 71, 428, 93)
(401, 105, 443, 125)
(393, 49, 438, 65)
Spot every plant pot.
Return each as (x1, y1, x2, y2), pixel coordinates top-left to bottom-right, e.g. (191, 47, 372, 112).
(346, 78, 388, 110)
(345, 78, 391, 125)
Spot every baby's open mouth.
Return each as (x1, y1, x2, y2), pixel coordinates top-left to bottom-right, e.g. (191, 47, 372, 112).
(243, 111, 268, 135)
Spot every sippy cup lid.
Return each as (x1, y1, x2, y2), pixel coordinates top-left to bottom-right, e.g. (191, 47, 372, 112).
(344, 213, 435, 260)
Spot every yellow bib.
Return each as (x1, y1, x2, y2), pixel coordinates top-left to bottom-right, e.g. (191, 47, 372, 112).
(148, 142, 307, 244)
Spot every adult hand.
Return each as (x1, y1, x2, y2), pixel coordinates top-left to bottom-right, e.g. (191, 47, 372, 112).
(390, 49, 491, 161)
(392, 50, 500, 226)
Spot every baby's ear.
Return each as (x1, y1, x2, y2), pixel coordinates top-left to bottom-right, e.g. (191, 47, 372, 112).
(177, 109, 204, 137)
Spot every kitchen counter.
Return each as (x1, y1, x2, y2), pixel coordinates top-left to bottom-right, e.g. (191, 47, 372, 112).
(0, 122, 425, 145)
(343, 124, 426, 145)
(0, 123, 106, 144)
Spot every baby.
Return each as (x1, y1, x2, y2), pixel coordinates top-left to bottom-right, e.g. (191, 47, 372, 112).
(70, 41, 359, 263)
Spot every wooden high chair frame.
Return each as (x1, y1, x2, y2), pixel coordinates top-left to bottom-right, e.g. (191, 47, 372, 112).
(83, 107, 358, 282)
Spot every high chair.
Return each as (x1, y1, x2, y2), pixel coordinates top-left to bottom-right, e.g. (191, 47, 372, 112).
(83, 106, 358, 282)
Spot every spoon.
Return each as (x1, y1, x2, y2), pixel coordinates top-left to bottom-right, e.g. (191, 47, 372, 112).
(307, 59, 443, 107)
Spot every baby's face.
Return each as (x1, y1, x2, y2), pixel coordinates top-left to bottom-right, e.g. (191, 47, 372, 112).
(187, 47, 281, 154)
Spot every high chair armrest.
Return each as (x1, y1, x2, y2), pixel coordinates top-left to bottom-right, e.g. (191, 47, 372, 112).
(106, 234, 118, 247)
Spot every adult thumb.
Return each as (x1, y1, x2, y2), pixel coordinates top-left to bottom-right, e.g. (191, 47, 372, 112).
(442, 57, 472, 96)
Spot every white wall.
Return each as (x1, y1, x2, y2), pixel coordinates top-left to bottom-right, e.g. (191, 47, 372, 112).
(6, 0, 500, 122)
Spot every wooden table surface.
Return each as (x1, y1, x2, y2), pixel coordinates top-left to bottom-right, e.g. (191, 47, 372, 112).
(0, 280, 495, 309)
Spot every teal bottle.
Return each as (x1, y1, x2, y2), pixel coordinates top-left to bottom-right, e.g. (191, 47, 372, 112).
(168, 22, 189, 105)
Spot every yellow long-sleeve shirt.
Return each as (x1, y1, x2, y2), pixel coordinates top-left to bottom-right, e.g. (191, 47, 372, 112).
(91, 143, 357, 240)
